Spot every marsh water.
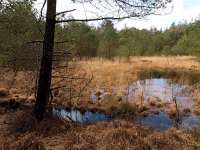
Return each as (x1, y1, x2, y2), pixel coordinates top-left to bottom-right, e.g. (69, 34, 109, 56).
(54, 108, 110, 123)
(53, 78, 200, 130)
(136, 112, 200, 130)
(127, 78, 196, 104)
(128, 78, 200, 130)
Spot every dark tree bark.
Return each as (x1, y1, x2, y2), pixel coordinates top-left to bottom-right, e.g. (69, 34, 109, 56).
(34, 0, 57, 121)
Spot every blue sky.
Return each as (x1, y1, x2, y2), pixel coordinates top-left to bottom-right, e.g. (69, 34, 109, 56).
(35, 0, 200, 30)
(183, 0, 199, 9)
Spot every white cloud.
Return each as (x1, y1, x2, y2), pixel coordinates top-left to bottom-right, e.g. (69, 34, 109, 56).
(116, 0, 200, 30)
(34, 0, 200, 30)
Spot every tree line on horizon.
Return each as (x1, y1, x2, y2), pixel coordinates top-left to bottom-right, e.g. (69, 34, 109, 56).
(1, 1, 200, 67)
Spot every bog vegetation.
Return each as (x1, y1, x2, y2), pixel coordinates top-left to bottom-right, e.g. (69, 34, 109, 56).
(1, 0, 200, 150)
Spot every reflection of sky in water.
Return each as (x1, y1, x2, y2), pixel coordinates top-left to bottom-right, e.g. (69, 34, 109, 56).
(178, 114, 200, 129)
(130, 78, 200, 130)
(54, 108, 110, 123)
(137, 112, 173, 130)
(54, 79, 199, 130)
(128, 78, 196, 107)
(54, 108, 200, 130)
(137, 112, 200, 131)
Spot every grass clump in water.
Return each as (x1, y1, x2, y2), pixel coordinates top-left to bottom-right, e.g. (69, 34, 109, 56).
(100, 95, 136, 118)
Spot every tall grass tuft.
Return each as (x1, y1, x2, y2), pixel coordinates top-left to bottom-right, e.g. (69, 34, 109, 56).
(139, 69, 200, 85)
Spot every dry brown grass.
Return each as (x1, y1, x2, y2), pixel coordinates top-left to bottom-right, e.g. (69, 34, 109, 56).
(78, 56, 200, 93)
(1, 56, 199, 102)
(1, 56, 200, 149)
(79, 56, 200, 110)
(1, 108, 200, 150)
(1, 56, 200, 119)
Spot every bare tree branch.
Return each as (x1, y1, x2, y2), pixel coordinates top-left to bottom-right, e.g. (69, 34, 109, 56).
(39, 0, 46, 22)
(56, 16, 136, 23)
(56, 9, 76, 16)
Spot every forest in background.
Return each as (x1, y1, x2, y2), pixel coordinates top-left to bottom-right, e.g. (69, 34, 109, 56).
(1, 1, 200, 67)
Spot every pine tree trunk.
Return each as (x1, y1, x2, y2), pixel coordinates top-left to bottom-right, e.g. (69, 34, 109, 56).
(34, 0, 57, 121)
